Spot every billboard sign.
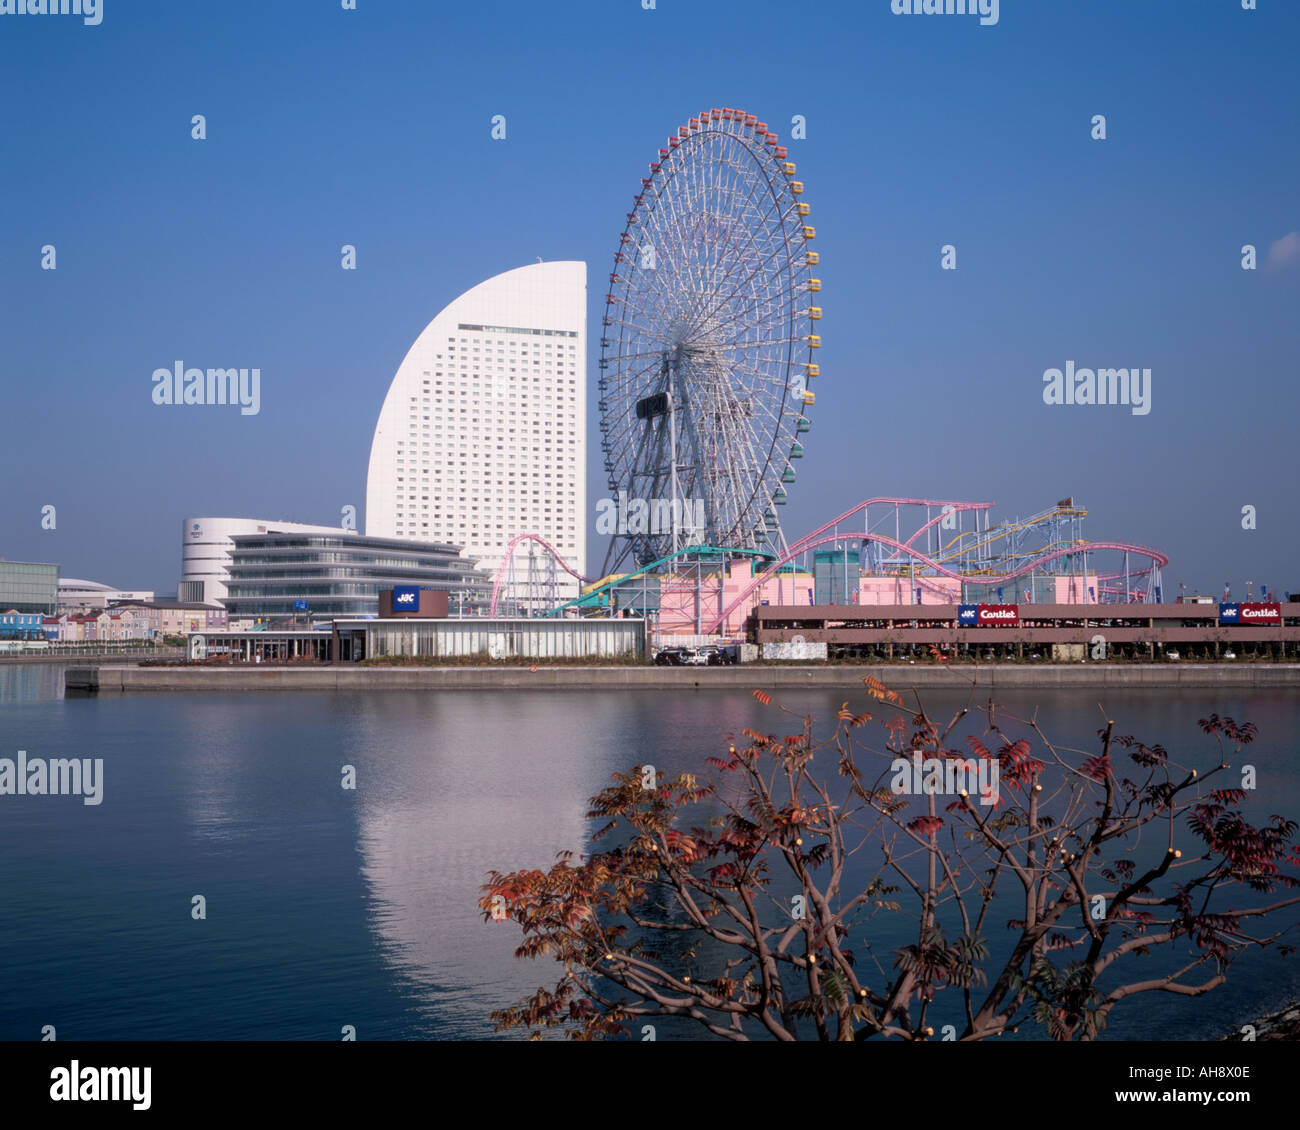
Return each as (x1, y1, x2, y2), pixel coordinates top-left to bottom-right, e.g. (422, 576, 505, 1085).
(293, 600, 309, 612)
(393, 586, 420, 610)
(978, 604, 1019, 627)
(1218, 602, 1240, 625)
(1239, 602, 1281, 626)
(957, 604, 978, 627)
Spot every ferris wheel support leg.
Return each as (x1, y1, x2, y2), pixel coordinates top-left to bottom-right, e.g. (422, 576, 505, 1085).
(667, 353, 681, 558)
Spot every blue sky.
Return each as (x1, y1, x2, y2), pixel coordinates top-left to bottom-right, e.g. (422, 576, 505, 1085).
(1, 0, 1297, 597)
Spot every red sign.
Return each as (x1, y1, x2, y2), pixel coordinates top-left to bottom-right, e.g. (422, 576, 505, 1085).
(1239, 602, 1282, 626)
(978, 604, 1019, 627)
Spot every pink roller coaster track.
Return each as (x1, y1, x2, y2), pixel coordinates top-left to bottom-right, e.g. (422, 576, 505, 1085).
(703, 531, 1168, 634)
(488, 498, 1169, 629)
(489, 498, 987, 619)
(488, 532, 591, 617)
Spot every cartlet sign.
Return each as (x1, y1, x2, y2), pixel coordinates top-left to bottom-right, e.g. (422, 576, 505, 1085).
(1239, 602, 1281, 626)
(978, 604, 1019, 626)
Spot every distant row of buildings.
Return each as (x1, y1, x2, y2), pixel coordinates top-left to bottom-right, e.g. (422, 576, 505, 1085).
(0, 601, 229, 643)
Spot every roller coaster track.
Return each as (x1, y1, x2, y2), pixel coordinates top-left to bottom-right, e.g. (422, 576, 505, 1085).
(488, 537, 770, 618)
(487, 533, 591, 618)
(703, 531, 1168, 634)
(932, 503, 1089, 565)
(490, 499, 1169, 630)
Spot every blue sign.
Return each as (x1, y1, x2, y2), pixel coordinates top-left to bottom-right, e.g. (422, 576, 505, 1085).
(293, 600, 309, 612)
(957, 604, 978, 626)
(1219, 602, 1240, 625)
(393, 586, 420, 609)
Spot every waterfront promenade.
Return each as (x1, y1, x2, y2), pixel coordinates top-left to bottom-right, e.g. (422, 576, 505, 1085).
(66, 663, 1300, 693)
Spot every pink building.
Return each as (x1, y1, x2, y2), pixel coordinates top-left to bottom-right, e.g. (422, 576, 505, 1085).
(651, 561, 815, 636)
(642, 558, 1101, 638)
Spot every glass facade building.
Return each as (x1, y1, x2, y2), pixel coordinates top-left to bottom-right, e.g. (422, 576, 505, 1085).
(0, 560, 59, 614)
(344, 616, 643, 661)
(222, 533, 491, 619)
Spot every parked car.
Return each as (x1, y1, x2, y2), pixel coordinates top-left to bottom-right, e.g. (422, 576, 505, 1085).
(1222, 649, 1236, 660)
(1166, 649, 1181, 660)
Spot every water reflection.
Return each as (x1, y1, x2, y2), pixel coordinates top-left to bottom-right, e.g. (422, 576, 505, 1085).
(0, 670, 1296, 1040)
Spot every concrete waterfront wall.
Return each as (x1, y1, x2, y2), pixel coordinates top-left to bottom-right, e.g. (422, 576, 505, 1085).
(65, 663, 1300, 693)
(1, 650, 184, 666)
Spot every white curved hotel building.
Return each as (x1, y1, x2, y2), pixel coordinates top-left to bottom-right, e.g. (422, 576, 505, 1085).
(365, 262, 586, 599)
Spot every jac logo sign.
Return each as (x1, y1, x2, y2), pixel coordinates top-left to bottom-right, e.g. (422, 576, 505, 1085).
(393, 586, 420, 609)
(1219, 602, 1240, 624)
(957, 605, 978, 626)
(978, 604, 1018, 627)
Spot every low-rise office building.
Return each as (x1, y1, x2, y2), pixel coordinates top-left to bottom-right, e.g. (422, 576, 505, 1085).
(186, 616, 645, 663)
(221, 532, 491, 620)
(179, 516, 355, 605)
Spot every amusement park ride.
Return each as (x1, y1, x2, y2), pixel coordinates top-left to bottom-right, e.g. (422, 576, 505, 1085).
(489, 108, 1168, 637)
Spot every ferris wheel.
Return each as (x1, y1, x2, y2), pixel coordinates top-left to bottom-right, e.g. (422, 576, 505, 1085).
(598, 107, 822, 574)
